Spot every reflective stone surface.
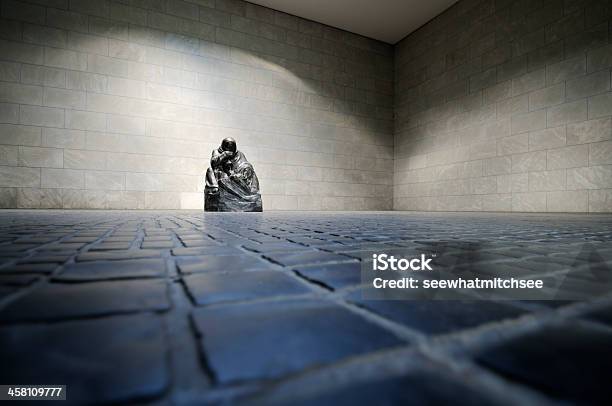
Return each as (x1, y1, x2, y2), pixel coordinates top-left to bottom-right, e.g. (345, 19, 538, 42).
(0, 210, 611, 405)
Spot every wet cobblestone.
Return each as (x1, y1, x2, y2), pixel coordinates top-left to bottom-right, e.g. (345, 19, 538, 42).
(0, 210, 611, 405)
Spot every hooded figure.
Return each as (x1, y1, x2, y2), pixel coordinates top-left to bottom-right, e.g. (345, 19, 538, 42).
(205, 138, 262, 212)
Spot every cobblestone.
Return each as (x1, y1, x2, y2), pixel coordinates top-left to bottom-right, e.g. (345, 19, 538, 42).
(0, 210, 610, 405)
(76, 249, 161, 262)
(348, 294, 528, 335)
(184, 271, 311, 306)
(475, 321, 612, 404)
(294, 262, 362, 290)
(18, 253, 73, 263)
(246, 370, 503, 405)
(172, 246, 243, 256)
(580, 304, 612, 327)
(191, 299, 403, 383)
(89, 242, 133, 250)
(243, 242, 314, 253)
(0, 286, 18, 299)
(263, 250, 354, 267)
(0, 279, 169, 322)
(177, 255, 272, 273)
(0, 314, 168, 404)
(0, 274, 39, 286)
(0, 263, 58, 274)
(54, 258, 166, 281)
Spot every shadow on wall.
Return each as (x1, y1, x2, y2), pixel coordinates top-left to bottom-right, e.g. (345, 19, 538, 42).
(0, 0, 394, 211)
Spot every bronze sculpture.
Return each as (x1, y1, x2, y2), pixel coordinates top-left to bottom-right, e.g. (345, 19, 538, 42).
(204, 137, 262, 212)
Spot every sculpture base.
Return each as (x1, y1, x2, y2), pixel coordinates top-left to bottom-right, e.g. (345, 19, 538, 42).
(204, 186, 262, 212)
(204, 189, 219, 211)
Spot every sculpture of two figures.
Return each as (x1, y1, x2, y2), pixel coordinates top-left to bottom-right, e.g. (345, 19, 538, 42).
(204, 138, 263, 212)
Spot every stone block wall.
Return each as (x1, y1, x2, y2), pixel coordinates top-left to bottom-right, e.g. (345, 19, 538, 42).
(0, 0, 394, 210)
(394, 0, 612, 212)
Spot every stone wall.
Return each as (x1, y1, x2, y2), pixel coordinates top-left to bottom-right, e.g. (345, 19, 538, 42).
(0, 0, 394, 210)
(394, 0, 612, 212)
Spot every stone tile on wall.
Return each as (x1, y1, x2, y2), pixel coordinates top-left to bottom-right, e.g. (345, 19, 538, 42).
(44, 47, 88, 70)
(66, 71, 108, 92)
(63, 189, 107, 209)
(511, 151, 547, 173)
(547, 145, 588, 169)
(512, 68, 545, 96)
(0, 166, 40, 188)
(41, 168, 85, 189)
(497, 134, 528, 155)
(1, 0, 45, 25)
(0, 0, 610, 212)
(64, 149, 107, 170)
(0, 145, 18, 166)
(566, 70, 610, 101)
(43, 88, 86, 110)
(589, 92, 612, 119)
(0, 187, 17, 208)
(528, 83, 564, 111)
(0, 82, 42, 105)
(547, 100, 588, 127)
(0, 39, 43, 64)
(19, 105, 64, 127)
(484, 156, 511, 176)
(528, 127, 566, 151)
(21, 65, 66, 88)
(106, 191, 145, 210)
(42, 128, 85, 150)
(65, 110, 107, 132)
(529, 169, 565, 192)
(107, 115, 145, 135)
(482, 193, 512, 211)
(18, 146, 63, 168)
(0, 124, 41, 146)
(589, 141, 612, 165)
(547, 190, 588, 212)
(587, 44, 612, 72)
(16, 187, 63, 209)
(511, 110, 546, 134)
(23, 23, 68, 49)
(512, 192, 547, 212)
(0, 0, 394, 210)
(394, 0, 612, 213)
(85, 171, 125, 191)
(144, 191, 181, 209)
(0, 103, 19, 124)
(589, 189, 612, 212)
(567, 118, 612, 145)
(46, 8, 89, 33)
(567, 166, 612, 190)
(546, 56, 586, 85)
(497, 95, 529, 119)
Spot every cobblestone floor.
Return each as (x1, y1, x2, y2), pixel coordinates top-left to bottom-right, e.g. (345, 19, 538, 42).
(0, 210, 611, 405)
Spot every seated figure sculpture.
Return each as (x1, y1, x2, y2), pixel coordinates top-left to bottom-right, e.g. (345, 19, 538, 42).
(204, 137, 263, 212)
